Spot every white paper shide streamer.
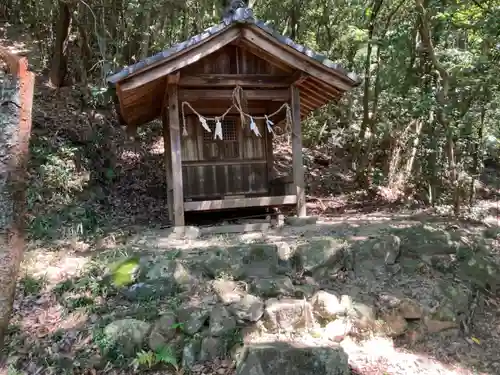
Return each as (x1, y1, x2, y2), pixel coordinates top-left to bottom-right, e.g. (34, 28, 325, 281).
(214, 117, 223, 140)
(249, 117, 261, 137)
(265, 115, 274, 134)
(180, 86, 291, 138)
(199, 116, 211, 133)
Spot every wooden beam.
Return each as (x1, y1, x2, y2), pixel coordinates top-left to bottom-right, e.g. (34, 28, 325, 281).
(200, 223, 271, 235)
(242, 27, 352, 92)
(291, 70, 308, 85)
(300, 99, 316, 112)
(301, 77, 341, 98)
(179, 74, 293, 88)
(184, 195, 297, 211)
(167, 71, 180, 84)
(296, 83, 329, 107)
(121, 27, 240, 92)
(238, 40, 294, 73)
(168, 80, 185, 226)
(182, 105, 268, 116)
(291, 84, 306, 217)
(183, 159, 267, 167)
(179, 89, 290, 102)
(115, 82, 129, 124)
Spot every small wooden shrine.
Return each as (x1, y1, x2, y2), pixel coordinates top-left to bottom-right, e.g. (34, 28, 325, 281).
(107, 4, 360, 227)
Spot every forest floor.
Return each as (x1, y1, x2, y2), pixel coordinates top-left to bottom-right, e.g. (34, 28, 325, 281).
(2, 20, 500, 375)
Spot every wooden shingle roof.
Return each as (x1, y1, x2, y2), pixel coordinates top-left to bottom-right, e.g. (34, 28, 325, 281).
(107, 7, 361, 126)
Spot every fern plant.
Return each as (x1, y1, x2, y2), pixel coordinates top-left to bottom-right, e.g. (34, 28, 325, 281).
(155, 345, 179, 371)
(132, 350, 156, 370)
(131, 345, 179, 371)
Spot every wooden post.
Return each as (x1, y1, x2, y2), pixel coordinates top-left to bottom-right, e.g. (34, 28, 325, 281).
(167, 73, 185, 227)
(290, 84, 306, 217)
(0, 48, 35, 351)
(162, 98, 174, 223)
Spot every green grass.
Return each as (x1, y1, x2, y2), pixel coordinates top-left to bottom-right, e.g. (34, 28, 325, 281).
(18, 273, 47, 295)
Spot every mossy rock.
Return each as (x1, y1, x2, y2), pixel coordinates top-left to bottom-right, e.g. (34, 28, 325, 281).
(458, 253, 500, 291)
(295, 237, 347, 273)
(103, 319, 151, 357)
(393, 225, 464, 256)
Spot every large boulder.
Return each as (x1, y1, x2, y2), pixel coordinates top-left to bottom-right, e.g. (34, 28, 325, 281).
(393, 225, 465, 256)
(209, 305, 237, 336)
(212, 279, 246, 304)
(346, 302, 376, 330)
(103, 319, 151, 356)
(250, 276, 295, 298)
(229, 293, 265, 323)
(211, 279, 264, 322)
(458, 252, 500, 292)
(321, 318, 352, 342)
(145, 259, 199, 292)
(372, 234, 401, 265)
(199, 336, 229, 362)
(182, 338, 202, 369)
(310, 291, 345, 320)
(263, 298, 315, 332)
(201, 244, 291, 280)
(148, 312, 179, 351)
(379, 311, 408, 337)
(176, 305, 211, 336)
(121, 281, 177, 301)
(295, 238, 347, 273)
(431, 282, 471, 322)
(236, 342, 349, 375)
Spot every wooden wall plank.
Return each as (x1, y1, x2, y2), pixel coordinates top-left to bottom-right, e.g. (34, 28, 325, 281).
(184, 195, 297, 211)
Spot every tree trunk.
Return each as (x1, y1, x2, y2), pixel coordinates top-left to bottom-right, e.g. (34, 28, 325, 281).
(49, 1, 71, 87)
(415, 0, 461, 213)
(355, 0, 383, 186)
(403, 120, 424, 182)
(0, 52, 34, 353)
(469, 102, 485, 207)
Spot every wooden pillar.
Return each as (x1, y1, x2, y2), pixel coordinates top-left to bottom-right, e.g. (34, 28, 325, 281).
(290, 84, 306, 217)
(167, 73, 185, 226)
(162, 102, 174, 223)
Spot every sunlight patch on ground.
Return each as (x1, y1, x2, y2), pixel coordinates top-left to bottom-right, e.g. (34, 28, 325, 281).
(340, 336, 485, 375)
(22, 247, 91, 287)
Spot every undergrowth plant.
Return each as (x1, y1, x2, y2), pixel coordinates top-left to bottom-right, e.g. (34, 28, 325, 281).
(131, 345, 179, 371)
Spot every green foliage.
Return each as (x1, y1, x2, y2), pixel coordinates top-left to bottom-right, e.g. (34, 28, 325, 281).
(18, 274, 47, 295)
(7, 365, 23, 375)
(8, 0, 500, 214)
(131, 345, 179, 371)
(132, 350, 157, 370)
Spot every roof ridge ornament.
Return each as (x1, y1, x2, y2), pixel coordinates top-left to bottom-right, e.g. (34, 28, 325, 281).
(222, 0, 254, 25)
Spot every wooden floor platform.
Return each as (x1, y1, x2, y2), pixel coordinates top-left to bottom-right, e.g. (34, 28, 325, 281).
(184, 195, 297, 212)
